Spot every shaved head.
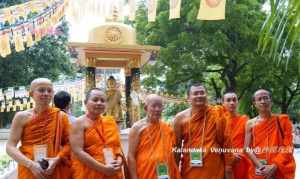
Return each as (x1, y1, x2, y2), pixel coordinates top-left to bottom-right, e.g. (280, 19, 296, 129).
(252, 89, 271, 102)
(30, 78, 53, 92)
(144, 94, 163, 106)
(144, 94, 163, 121)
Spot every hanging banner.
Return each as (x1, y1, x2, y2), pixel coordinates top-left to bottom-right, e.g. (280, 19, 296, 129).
(169, 0, 181, 19)
(197, 0, 226, 20)
(4, 87, 14, 100)
(148, 0, 157, 22)
(0, 89, 4, 101)
(15, 86, 28, 98)
(0, 0, 69, 57)
(129, 0, 136, 21)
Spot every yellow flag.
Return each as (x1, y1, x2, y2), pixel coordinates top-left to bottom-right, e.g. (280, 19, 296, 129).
(3, 8, 13, 24)
(13, 32, 25, 52)
(35, 29, 41, 42)
(169, 0, 181, 19)
(0, 33, 11, 57)
(129, 0, 136, 21)
(148, 0, 157, 22)
(17, 4, 26, 18)
(197, 0, 226, 20)
(26, 32, 34, 47)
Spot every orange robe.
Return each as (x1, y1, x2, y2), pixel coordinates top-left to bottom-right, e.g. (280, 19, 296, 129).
(248, 114, 296, 179)
(72, 116, 123, 179)
(136, 121, 181, 179)
(18, 107, 71, 179)
(181, 105, 232, 179)
(227, 113, 251, 179)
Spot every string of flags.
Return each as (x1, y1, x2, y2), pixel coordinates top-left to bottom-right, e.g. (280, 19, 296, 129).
(130, 0, 226, 22)
(0, 80, 84, 113)
(0, 0, 69, 58)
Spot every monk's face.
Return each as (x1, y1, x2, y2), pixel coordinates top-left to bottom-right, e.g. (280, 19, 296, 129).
(30, 83, 53, 106)
(144, 96, 163, 121)
(85, 90, 106, 115)
(253, 90, 272, 113)
(223, 93, 238, 113)
(188, 86, 207, 107)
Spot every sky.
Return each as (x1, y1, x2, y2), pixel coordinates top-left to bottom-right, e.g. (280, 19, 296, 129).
(66, 0, 130, 42)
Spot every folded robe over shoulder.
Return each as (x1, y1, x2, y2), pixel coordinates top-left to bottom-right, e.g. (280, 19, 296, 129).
(18, 107, 71, 179)
(71, 116, 123, 179)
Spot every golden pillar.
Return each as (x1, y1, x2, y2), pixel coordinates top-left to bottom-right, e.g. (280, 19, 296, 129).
(85, 57, 96, 92)
(129, 58, 141, 126)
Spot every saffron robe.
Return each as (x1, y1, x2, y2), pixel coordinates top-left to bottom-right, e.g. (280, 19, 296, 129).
(136, 121, 181, 179)
(18, 107, 71, 179)
(71, 116, 123, 179)
(226, 112, 250, 179)
(181, 105, 232, 179)
(248, 114, 296, 179)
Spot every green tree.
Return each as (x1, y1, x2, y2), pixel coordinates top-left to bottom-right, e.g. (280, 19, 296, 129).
(259, 0, 300, 64)
(0, 20, 74, 88)
(135, 0, 300, 118)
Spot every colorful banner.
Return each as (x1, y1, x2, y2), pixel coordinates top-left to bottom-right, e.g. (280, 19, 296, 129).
(197, 0, 226, 20)
(129, 0, 136, 21)
(169, 0, 181, 19)
(0, 0, 69, 57)
(148, 0, 157, 22)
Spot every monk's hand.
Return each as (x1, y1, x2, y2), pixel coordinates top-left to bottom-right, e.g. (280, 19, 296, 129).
(263, 164, 277, 179)
(44, 157, 60, 176)
(102, 162, 121, 176)
(28, 161, 47, 179)
(232, 153, 242, 164)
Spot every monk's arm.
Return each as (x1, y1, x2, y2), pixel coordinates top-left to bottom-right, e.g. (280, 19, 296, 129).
(173, 115, 183, 165)
(70, 120, 107, 172)
(244, 120, 262, 168)
(57, 114, 71, 159)
(127, 125, 140, 179)
(6, 112, 34, 168)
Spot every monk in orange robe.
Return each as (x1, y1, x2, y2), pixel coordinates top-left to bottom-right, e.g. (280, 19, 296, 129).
(127, 94, 180, 179)
(70, 88, 124, 179)
(6, 78, 71, 179)
(173, 83, 233, 179)
(222, 92, 250, 179)
(244, 89, 296, 179)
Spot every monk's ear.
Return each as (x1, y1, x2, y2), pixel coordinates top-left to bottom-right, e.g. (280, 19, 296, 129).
(29, 91, 33, 97)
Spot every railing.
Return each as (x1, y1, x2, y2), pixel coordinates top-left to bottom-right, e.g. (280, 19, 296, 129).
(0, 159, 17, 179)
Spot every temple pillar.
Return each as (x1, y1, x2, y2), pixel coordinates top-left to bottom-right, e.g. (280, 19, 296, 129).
(124, 66, 132, 128)
(85, 57, 96, 92)
(129, 58, 141, 126)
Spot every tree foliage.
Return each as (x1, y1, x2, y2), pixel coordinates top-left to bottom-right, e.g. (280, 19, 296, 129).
(0, 20, 75, 88)
(135, 0, 300, 121)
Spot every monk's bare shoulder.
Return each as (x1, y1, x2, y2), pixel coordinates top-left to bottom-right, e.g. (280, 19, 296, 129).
(246, 117, 257, 131)
(72, 116, 86, 130)
(13, 110, 33, 126)
(174, 108, 190, 125)
(131, 118, 148, 135)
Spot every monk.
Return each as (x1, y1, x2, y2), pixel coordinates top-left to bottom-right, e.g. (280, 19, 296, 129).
(222, 92, 250, 179)
(70, 88, 124, 179)
(173, 83, 233, 179)
(6, 78, 71, 179)
(127, 94, 181, 179)
(244, 89, 296, 179)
